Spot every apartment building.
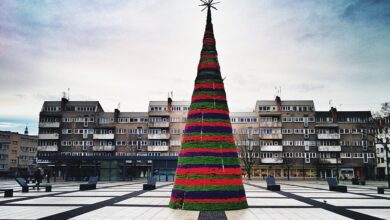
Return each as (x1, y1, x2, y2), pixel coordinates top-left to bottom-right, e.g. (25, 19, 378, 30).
(315, 109, 375, 179)
(37, 96, 377, 181)
(375, 116, 389, 179)
(0, 129, 38, 176)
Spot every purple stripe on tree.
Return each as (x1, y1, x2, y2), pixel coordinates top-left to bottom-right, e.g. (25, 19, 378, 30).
(176, 164, 240, 168)
(187, 113, 230, 120)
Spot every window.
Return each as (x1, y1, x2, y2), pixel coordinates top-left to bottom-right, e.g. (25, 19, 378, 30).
(62, 129, 72, 134)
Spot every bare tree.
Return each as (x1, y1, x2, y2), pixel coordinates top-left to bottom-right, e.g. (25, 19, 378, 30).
(373, 102, 390, 118)
(235, 131, 259, 180)
(281, 147, 303, 180)
(282, 153, 296, 181)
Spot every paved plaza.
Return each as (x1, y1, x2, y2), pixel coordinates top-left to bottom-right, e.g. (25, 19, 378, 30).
(0, 179, 389, 219)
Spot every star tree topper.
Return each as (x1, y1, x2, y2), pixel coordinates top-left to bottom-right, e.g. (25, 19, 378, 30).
(199, 0, 220, 11)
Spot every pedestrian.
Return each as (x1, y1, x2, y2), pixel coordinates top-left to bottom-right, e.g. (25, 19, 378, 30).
(34, 168, 43, 190)
(46, 169, 51, 183)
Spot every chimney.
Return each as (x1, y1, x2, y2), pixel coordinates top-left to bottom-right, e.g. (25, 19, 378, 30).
(114, 108, 120, 123)
(275, 96, 282, 111)
(168, 97, 173, 112)
(330, 107, 338, 123)
(61, 97, 68, 111)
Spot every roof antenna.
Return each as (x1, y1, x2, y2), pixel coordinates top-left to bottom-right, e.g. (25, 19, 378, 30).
(274, 86, 282, 98)
(68, 88, 70, 100)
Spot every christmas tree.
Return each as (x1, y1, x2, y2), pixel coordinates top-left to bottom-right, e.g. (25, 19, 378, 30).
(169, 0, 248, 211)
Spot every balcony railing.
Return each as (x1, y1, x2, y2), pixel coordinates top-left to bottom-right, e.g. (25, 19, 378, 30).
(39, 122, 60, 128)
(260, 145, 283, 152)
(93, 134, 115, 139)
(318, 145, 341, 152)
(317, 134, 340, 139)
(148, 121, 170, 128)
(319, 158, 341, 164)
(38, 133, 59, 140)
(148, 134, 170, 140)
(37, 145, 58, 152)
(259, 134, 282, 139)
(261, 158, 283, 164)
(259, 122, 282, 127)
(93, 145, 115, 151)
(147, 145, 169, 152)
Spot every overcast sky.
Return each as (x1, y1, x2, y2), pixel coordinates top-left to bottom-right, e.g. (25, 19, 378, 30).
(0, 0, 389, 135)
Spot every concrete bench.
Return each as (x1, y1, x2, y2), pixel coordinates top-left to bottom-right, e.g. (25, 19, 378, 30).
(15, 177, 52, 192)
(351, 177, 366, 185)
(266, 176, 280, 191)
(326, 177, 347, 192)
(80, 176, 98, 191)
(0, 189, 13, 197)
(143, 177, 156, 190)
(377, 187, 390, 194)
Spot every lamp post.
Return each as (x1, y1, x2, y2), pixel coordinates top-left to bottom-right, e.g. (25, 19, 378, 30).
(336, 152, 339, 182)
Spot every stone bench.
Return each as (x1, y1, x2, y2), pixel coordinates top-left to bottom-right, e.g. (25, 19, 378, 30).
(327, 177, 347, 192)
(80, 176, 98, 191)
(143, 177, 156, 190)
(266, 176, 280, 191)
(0, 189, 13, 197)
(15, 177, 52, 192)
(377, 187, 390, 194)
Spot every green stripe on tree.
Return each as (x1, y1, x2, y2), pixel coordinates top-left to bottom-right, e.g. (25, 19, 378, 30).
(189, 102, 228, 110)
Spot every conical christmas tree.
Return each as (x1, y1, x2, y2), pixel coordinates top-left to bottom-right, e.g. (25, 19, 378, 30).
(169, 2, 248, 211)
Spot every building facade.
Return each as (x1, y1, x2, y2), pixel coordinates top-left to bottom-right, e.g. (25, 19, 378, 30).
(0, 130, 38, 176)
(37, 96, 376, 180)
(375, 116, 389, 179)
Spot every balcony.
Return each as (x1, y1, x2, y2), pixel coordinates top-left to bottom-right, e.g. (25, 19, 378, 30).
(148, 134, 170, 140)
(318, 145, 341, 152)
(148, 121, 170, 128)
(37, 145, 58, 152)
(39, 122, 60, 128)
(147, 145, 169, 152)
(93, 134, 115, 139)
(261, 145, 283, 152)
(38, 133, 59, 140)
(317, 134, 340, 139)
(316, 123, 338, 127)
(319, 158, 341, 164)
(259, 134, 282, 139)
(93, 145, 115, 151)
(261, 158, 283, 164)
(259, 122, 282, 127)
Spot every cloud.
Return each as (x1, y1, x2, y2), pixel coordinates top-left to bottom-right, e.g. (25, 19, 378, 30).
(0, 0, 388, 121)
(341, 0, 390, 24)
(0, 122, 22, 129)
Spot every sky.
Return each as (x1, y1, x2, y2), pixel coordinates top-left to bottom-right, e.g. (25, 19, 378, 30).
(0, 0, 389, 135)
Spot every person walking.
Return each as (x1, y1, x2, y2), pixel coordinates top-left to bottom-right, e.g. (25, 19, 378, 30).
(34, 168, 43, 190)
(46, 168, 51, 183)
